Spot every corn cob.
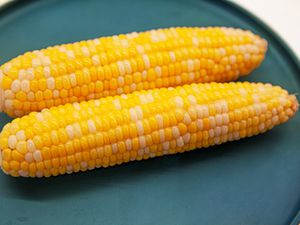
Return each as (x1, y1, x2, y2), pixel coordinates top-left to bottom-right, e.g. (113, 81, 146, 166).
(0, 82, 297, 178)
(0, 27, 267, 117)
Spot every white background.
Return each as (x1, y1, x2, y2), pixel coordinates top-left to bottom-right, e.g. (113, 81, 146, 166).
(0, 0, 299, 58)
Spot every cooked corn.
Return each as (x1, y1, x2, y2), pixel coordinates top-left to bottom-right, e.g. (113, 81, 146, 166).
(0, 27, 267, 117)
(0, 82, 297, 177)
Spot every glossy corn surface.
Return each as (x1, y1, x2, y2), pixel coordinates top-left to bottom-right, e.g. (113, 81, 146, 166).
(0, 82, 297, 177)
(0, 27, 267, 117)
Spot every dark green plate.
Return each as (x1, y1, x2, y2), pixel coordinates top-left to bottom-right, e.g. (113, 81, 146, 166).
(0, 1, 299, 225)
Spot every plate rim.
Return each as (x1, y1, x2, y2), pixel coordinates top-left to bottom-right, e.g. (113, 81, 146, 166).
(0, 0, 299, 224)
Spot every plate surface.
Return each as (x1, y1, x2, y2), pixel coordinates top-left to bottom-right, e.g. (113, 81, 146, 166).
(0, 1, 299, 225)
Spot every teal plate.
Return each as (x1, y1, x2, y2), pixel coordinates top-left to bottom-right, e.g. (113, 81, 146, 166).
(0, 1, 299, 225)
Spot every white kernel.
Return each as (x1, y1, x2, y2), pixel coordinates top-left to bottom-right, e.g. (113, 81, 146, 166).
(214, 127, 222, 137)
(27, 140, 36, 152)
(209, 129, 214, 138)
(112, 99, 121, 110)
(216, 115, 223, 126)
(176, 137, 184, 147)
(66, 125, 74, 139)
(222, 114, 229, 124)
(25, 153, 33, 162)
(81, 46, 90, 57)
(16, 130, 26, 141)
(162, 142, 169, 151)
(142, 54, 150, 69)
(136, 45, 144, 54)
(272, 116, 279, 124)
(183, 113, 192, 125)
(125, 139, 132, 151)
(73, 102, 81, 110)
(18, 69, 26, 80)
(8, 135, 17, 149)
(69, 73, 77, 87)
(239, 88, 247, 97)
(87, 119, 97, 133)
(150, 152, 156, 158)
(139, 95, 148, 104)
(187, 59, 194, 72)
(202, 105, 209, 117)
(229, 55, 236, 64)
(32, 58, 41, 67)
(259, 123, 265, 131)
(66, 50, 75, 59)
(117, 61, 125, 76)
(221, 126, 228, 135)
(174, 96, 184, 108)
(159, 129, 165, 142)
(4, 90, 14, 99)
(41, 56, 51, 66)
(183, 133, 191, 143)
(156, 114, 164, 129)
(118, 76, 125, 86)
(192, 37, 199, 46)
(169, 51, 176, 62)
(11, 80, 20, 92)
(36, 171, 43, 178)
(155, 66, 162, 77)
(92, 55, 100, 66)
(233, 131, 240, 140)
(139, 136, 146, 148)
(219, 48, 226, 56)
(66, 165, 73, 173)
(136, 121, 144, 135)
(129, 108, 138, 122)
(144, 147, 150, 154)
(124, 60, 132, 74)
(135, 106, 143, 120)
(254, 104, 262, 115)
(33, 150, 42, 162)
(244, 53, 250, 61)
(188, 95, 197, 105)
(196, 120, 203, 130)
(47, 77, 55, 90)
(36, 113, 44, 121)
(18, 170, 29, 177)
(172, 126, 180, 138)
(80, 161, 88, 168)
(20, 80, 30, 92)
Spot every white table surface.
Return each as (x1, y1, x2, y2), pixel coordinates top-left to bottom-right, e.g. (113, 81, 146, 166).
(0, 0, 299, 59)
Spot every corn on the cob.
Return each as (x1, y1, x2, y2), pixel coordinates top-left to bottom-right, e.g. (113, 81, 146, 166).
(0, 27, 267, 117)
(0, 82, 297, 178)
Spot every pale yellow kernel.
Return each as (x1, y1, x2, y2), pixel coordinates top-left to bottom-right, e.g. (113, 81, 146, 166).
(16, 130, 26, 141)
(136, 121, 144, 135)
(172, 126, 180, 138)
(8, 135, 17, 149)
(139, 136, 146, 148)
(125, 139, 132, 151)
(27, 140, 36, 152)
(33, 150, 42, 162)
(87, 119, 97, 133)
(176, 137, 184, 147)
(66, 125, 74, 139)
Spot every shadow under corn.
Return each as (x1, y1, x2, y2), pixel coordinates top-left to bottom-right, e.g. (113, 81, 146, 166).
(2, 128, 281, 201)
